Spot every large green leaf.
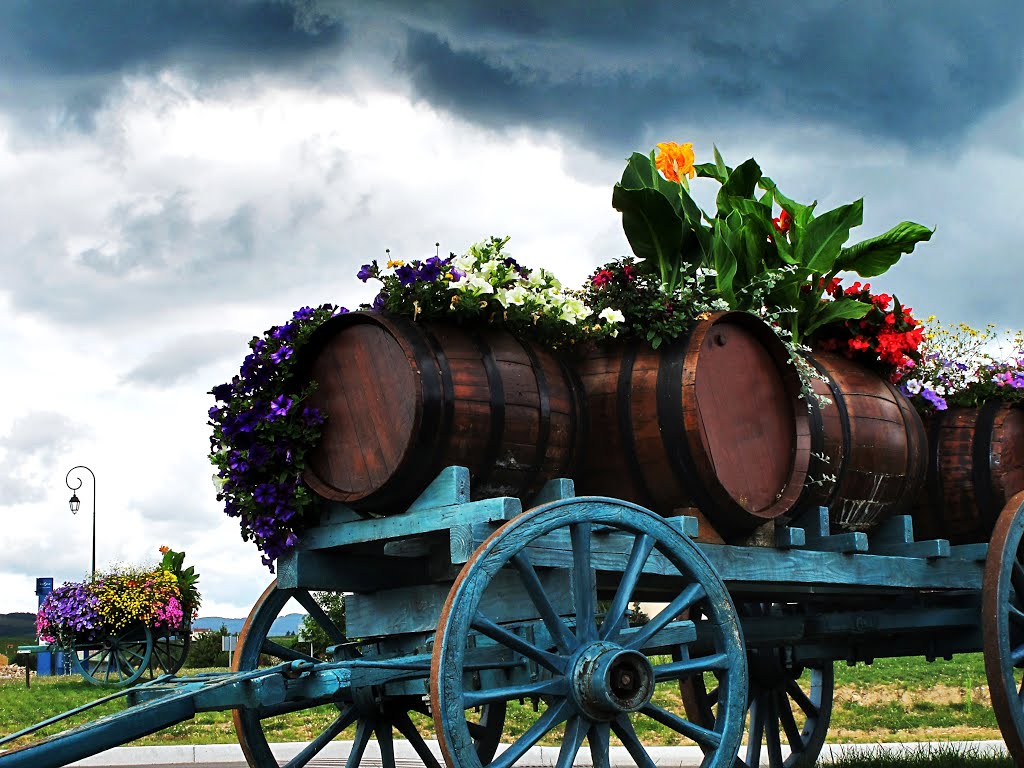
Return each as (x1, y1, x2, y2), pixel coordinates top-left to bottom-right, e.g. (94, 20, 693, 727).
(795, 200, 864, 273)
(803, 297, 872, 337)
(612, 184, 685, 274)
(835, 221, 934, 277)
(711, 213, 742, 308)
(718, 158, 761, 209)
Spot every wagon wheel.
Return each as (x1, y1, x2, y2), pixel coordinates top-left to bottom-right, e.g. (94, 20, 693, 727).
(148, 627, 191, 677)
(982, 491, 1024, 765)
(681, 603, 833, 768)
(71, 625, 153, 686)
(431, 498, 747, 768)
(232, 581, 506, 768)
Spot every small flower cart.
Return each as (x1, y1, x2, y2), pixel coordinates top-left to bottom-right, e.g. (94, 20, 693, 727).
(35, 548, 199, 687)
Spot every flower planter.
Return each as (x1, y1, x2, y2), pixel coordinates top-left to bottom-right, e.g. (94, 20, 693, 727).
(572, 311, 811, 537)
(910, 401, 1024, 544)
(796, 352, 927, 532)
(301, 311, 586, 513)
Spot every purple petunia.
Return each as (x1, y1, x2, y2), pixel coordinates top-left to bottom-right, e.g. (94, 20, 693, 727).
(269, 395, 293, 420)
(270, 345, 293, 365)
(292, 306, 316, 320)
(395, 264, 417, 286)
(357, 264, 375, 282)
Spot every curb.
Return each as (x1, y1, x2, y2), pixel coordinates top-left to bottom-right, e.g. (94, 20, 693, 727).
(69, 739, 1010, 766)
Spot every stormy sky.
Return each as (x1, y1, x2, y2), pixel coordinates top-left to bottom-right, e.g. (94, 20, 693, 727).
(1, 1, 1022, 616)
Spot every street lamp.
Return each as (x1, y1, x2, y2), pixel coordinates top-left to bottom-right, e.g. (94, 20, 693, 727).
(65, 465, 96, 581)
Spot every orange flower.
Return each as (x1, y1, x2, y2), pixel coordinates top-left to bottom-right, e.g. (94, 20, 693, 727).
(159, 545, 169, 554)
(655, 142, 696, 182)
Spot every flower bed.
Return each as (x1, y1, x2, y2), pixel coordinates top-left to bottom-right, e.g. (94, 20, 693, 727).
(36, 547, 200, 647)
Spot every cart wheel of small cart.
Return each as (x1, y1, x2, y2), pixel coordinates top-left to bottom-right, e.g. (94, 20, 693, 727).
(983, 491, 1024, 766)
(681, 603, 833, 768)
(431, 499, 747, 768)
(232, 581, 506, 768)
(71, 625, 153, 686)
(147, 628, 191, 677)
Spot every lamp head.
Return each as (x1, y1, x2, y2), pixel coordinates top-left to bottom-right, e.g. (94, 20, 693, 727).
(69, 493, 81, 513)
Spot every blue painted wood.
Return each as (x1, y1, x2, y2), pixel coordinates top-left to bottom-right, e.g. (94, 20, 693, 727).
(299, 496, 522, 551)
(529, 477, 576, 505)
(775, 527, 806, 548)
(430, 498, 747, 768)
(867, 516, 950, 558)
(949, 543, 989, 561)
(405, 465, 470, 512)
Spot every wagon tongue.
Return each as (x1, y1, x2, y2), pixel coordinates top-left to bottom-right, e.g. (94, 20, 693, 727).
(0, 661, 314, 768)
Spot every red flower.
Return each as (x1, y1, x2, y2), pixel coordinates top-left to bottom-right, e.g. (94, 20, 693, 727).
(772, 209, 792, 233)
(591, 269, 615, 287)
(872, 293, 892, 310)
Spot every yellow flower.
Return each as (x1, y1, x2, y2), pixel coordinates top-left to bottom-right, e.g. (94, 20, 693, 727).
(387, 259, 405, 269)
(655, 141, 696, 183)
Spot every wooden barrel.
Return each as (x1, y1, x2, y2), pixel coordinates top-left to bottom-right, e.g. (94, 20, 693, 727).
(573, 311, 811, 537)
(796, 353, 927, 532)
(911, 401, 1024, 544)
(300, 312, 585, 513)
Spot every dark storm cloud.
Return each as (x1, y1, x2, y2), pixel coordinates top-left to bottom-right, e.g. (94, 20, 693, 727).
(0, 0, 344, 133)
(344, 0, 1024, 148)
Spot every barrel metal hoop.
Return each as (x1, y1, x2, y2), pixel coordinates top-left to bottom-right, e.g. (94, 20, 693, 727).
(517, 340, 553, 495)
(811, 355, 851, 511)
(615, 343, 658, 511)
(973, 398, 1004, 527)
(656, 336, 718, 520)
(469, 331, 506, 491)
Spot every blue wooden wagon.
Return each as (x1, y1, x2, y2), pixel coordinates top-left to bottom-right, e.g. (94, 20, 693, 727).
(1, 465, 1021, 768)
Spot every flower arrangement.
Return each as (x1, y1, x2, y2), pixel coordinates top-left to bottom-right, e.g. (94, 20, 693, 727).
(605, 142, 933, 347)
(36, 547, 199, 647)
(810, 280, 924, 381)
(208, 304, 343, 568)
(357, 235, 622, 347)
(897, 321, 1024, 413)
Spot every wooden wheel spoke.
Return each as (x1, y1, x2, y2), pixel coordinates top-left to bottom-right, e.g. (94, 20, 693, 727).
(466, 720, 488, 740)
(1010, 604, 1024, 626)
(489, 699, 572, 768)
(470, 612, 567, 673)
(588, 721, 611, 768)
(786, 679, 819, 718)
(1011, 645, 1024, 666)
(640, 703, 722, 749)
(653, 653, 729, 681)
(464, 676, 568, 708)
(707, 684, 720, 708)
(345, 718, 375, 768)
(570, 522, 597, 642)
(262, 639, 318, 664)
(746, 695, 765, 767)
(610, 715, 658, 768)
(376, 721, 396, 768)
(392, 712, 442, 768)
(778, 688, 805, 749)
(284, 707, 357, 768)
(765, 695, 784, 768)
(555, 715, 589, 768)
(511, 551, 576, 654)
(294, 589, 346, 645)
(625, 583, 705, 650)
(600, 533, 656, 641)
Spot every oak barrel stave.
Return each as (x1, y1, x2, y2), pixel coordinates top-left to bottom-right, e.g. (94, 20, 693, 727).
(574, 311, 811, 537)
(799, 353, 927, 532)
(302, 312, 585, 513)
(912, 401, 1024, 544)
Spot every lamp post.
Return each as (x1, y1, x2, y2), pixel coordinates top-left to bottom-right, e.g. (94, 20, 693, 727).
(66, 465, 96, 581)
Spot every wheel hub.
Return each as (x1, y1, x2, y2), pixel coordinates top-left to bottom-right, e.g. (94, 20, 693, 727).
(570, 641, 655, 720)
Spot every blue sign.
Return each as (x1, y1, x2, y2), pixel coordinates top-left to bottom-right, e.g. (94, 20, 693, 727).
(35, 577, 53, 596)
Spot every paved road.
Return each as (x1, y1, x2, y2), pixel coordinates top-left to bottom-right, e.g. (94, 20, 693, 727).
(66, 740, 1010, 767)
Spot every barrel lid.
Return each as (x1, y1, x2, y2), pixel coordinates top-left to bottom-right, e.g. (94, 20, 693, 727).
(688, 312, 803, 518)
(302, 313, 421, 503)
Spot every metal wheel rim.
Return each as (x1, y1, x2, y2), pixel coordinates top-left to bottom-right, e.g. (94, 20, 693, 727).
(430, 498, 747, 768)
(982, 491, 1024, 764)
(71, 626, 153, 686)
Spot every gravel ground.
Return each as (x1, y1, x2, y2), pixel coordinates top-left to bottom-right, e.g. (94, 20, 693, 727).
(0, 664, 33, 680)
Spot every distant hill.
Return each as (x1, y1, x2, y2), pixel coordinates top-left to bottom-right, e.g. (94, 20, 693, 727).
(193, 613, 304, 636)
(0, 612, 37, 636)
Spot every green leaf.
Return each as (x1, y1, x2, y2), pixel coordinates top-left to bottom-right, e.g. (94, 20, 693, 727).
(803, 298, 872, 338)
(795, 200, 863, 273)
(612, 184, 685, 278)
(718, 158, 761, 208)
(711, 215, 741, 308)
(835, 221, 934, 277)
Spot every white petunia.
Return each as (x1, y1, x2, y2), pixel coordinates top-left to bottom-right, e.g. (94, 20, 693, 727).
(598, 307, 625, 324)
